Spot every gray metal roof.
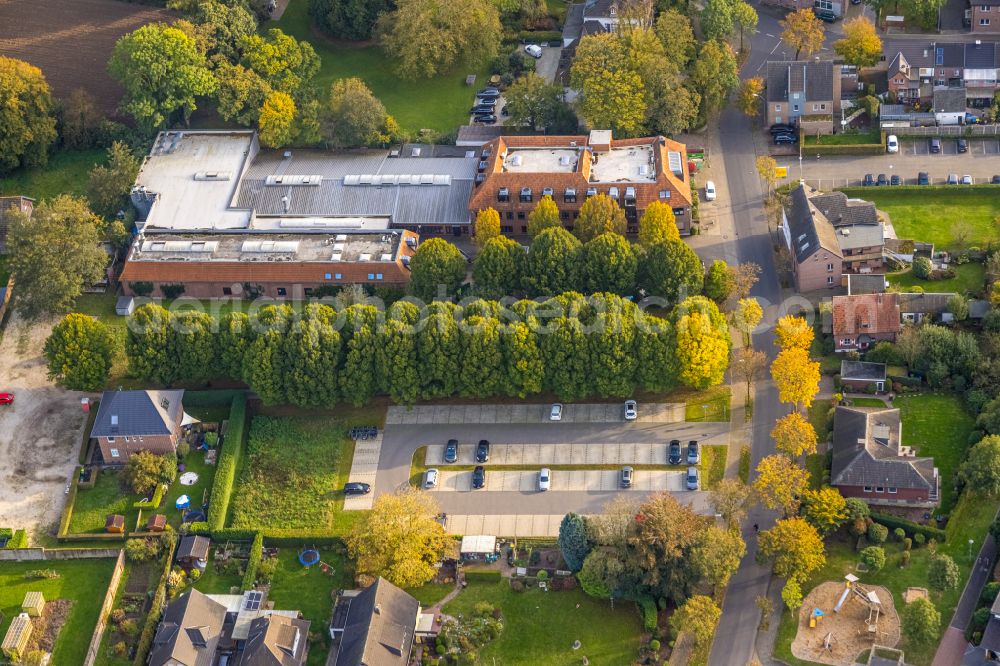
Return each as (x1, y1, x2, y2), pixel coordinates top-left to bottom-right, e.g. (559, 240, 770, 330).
(932, 87, 967, 113)
(840, 361, 886, 381)
(836, 224, 883, 251)
(965, 41, 997, 69)
(847, 274, 888, 295)
(333, 578, 419, 666)
(784, 185, 841, 262)
(831, 406, 936, 491)
(177, 535, 210, 561)
(91, 389, 183, 438)
(238, 150, 476, 226)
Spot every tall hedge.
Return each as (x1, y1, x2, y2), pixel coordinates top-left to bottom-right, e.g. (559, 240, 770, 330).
(133, 537, 177, 665)
(207, 394, 248, 531)
(242, 532, 263, 590)
(870, 513, 946, 543)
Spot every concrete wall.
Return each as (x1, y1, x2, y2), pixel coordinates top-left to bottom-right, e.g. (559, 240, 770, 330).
(83, 550, 126, 666)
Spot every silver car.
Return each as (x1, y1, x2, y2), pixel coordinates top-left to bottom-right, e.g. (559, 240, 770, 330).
(624, 399, 637, 421)
(686, 467, 699, 491)
(550, 403, 563, 421)
(423, 468, 439, 489)
(538, 468, 551, 491)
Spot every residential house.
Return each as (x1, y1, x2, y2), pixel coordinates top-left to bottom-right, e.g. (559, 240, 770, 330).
(90, 389, 186, 463)
(884, 40, 1000, 106)
(969, 592, 1000, 661)
(766, 60, 841, 133)
(831, 293, 901, 352)
(970, 0, 1000, 33)
(562, 0, 650, 46)
(932, 87, 967, 124)
(781, 185, 844, 292)
(329, 577, 421, 666)
(887, 49, 934, 103)
(151, 589, 310, 666)
(177, 535, 211, 569)
(840, 361, 888, 393)
(831, 406, 939, 507)
(0, 196, 32, 253)
(964, 40, 998, 103)
(898, 291, 957, 323)
(809, 192, 884, 274)
(468, 131, 693, 235)
(149, 589, 227, 666)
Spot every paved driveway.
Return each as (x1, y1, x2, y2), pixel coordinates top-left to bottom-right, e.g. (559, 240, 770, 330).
(387, 402, 682, 425)
(431, 469, 686, 493)
(424, 441, 710, 466)
(531, 45, 561, 84)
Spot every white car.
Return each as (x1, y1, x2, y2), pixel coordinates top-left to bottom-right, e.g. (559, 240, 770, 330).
(423, 468, 439, 489)
(525, 44, 543, 59)
(624, 399, 637, 421)
(704, 180, 716, 201)
(538, 467, 551, 491)
(886, 134, 899, 153)
(550, 403, 563, 421)
(962, 174, 974, 185)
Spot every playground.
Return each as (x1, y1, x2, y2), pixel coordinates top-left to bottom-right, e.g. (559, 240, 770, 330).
(791, 577, 901, 666)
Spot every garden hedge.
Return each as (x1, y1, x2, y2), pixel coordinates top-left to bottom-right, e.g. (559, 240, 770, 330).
(805, 143, 885, 156)
(242, 532, 263, 590)
(207, 394, 248, 531)
(464, 569, 502, 583)
(870, 513, 946, 543)
(133, 537, 177, 666)
(133, 483, 167, 510)
(638, 596, 658, 632)
(6, 529, 27, 549)
(517, 30, 562, 42)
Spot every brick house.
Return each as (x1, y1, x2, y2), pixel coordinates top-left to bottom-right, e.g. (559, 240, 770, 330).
(0, 196, 33, 253)
(766, 60, 841, 133)
(832, 406, 939, 508)
(831, 293, 901, 352)
(90, 389, 185, 463)
(467, 131, 693, 235)
(970, 0, 1000, 33)
(809, 192, 884, 274)
(781, 185, 843, 292)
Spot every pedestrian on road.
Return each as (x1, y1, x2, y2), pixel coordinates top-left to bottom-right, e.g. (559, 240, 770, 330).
(753, 523, 759, 533)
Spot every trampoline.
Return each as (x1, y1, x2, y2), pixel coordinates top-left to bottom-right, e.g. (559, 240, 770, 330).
(299, 548, 321, 567)
(179, 472, 199, 486)
(175, 495, 191, 510)
(183, 509, 206, 522)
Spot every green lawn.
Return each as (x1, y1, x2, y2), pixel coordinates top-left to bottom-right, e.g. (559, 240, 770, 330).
(70, 471, 138, 534)
(888, 262, 986, 297)
(443, 581, 643, 665)
(266, 547, 354, 666)
(193, 548, 244, 595)
(685, 386, 731, 422)
(702, 444, 727, 490)
(808, 399, 834, 442)
(0, 148, 105, 202)
(0, 558, 116, 665)
(850, 398, 886, 407)
(839, 188, 1000, 249)
(269, 0, 488, 134)
(805, 453, 826, 490)
(804, 130, 881, 146)
(404, 582, 454, 608)
(894, 393, 974, 513)
(230, 415, 345, 530)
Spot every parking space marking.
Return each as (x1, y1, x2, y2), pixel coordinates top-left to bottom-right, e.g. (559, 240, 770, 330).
(425, 441, 690, 466)
(429, 469, 684, 493)
(388, 402, 684, 425)
(343, 435, 383, 510)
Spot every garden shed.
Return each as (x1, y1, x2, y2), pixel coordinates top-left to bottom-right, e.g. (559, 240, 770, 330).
(459, 535, 498, 561)
(21, 591, 45, 617)
(177, 535, 211, 568)
(146, 514, 167, 532)
(105, 514, 125, 534)
(1, 613, 32, 661)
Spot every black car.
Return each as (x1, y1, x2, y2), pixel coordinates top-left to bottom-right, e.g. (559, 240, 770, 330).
(343, 482, 371, 495)
(471, 103, 495, 114)
(876, 173, 887, 186)
(770, 123, 796, 135)
(930, 138, 941, 153)
(476, 439, 490, 463)
(476, 94, 500, 103)
(958, 138, 968, 153)
(473, 114, 497, 124)
(501, 104, 509, 116)
(862, 173, 875, 186)
(890, 174, 901, 186)
(773, 133, 798, 145)
(918, 172, 930, 185)
(668, 439, 682, 465)
(472, 465, 486, 489)
(992, 175, 1000, 184)
(444, 439, 458, 463)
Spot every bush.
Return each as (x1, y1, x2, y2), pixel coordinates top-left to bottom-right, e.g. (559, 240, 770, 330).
(133, 483, 167, 510)
(860, 546, 886, 572)
(111, 608, 126, 625)
(242, 532, 263, 590)
(517, 30, 563, 42)
(129, 281, 153, 297)
(904, 538, 912, 551)
(6, 529, 28, 549)
(176, 442, 190, 459)
(23, 569, 60, 580)
(510, 579, 525, 592)
(929, 554, 961, 591)
(160, 284, 185, 299)
(650, 639, 661, 652)
(913, 256, 933, 279)
(125, 538, 160, 562)
(208, 395, 247, 531)
(867, 523, 889, 544)
(258, 556, 279, 584)
(871, 513, 946, 543)
(900, 550, 911, 567)
(894, 528, 906, 541)
(113, 641, 127, 657)
(639, 596, 658, 632)
(915, 533, 926, 546)
(121, 618, 139, 636)
(982, 582, 1000, 605)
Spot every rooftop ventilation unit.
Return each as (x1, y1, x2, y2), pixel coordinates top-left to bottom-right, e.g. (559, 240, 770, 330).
(559, 156, 571, 167)
(241, 240, 300, 253)
(380, 253, 393, 261)
(411, 147, 421, 157)
(194, 171, 232, 181)
(141, 240, 219, 253)
(358, 253, 372, 261)
(333, 243, 346, 251)
(336, 234, 348, 241)
(331, 253, 342, 261)
(264, 175, 321, 186)
(389, 150, 400, 158)
(510, 154, 523, 167)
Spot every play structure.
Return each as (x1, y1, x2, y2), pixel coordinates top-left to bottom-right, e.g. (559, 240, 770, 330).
(791, 577, 901, 666)
(298, 546, 338, 574)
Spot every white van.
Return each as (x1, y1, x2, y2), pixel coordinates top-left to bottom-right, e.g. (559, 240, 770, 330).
(886, 135, 899, 153)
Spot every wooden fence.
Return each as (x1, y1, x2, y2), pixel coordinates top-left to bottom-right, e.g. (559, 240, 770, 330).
(83, 550, 126, 666)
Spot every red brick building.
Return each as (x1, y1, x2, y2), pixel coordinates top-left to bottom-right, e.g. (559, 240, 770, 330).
(90, 390, 185, 463)
(467, 131, 693, 235)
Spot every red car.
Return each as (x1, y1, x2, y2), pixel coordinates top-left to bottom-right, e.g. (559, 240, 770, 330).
(0, 393, 13, 405)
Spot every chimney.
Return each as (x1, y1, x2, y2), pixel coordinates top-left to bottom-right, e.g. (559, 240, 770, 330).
(281, 196, 290, 213)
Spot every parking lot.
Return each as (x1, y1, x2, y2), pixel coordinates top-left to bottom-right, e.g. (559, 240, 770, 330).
(387, 402, 682, 425)
(430, 469, 687, 493)
(901, 136, 1000, 156)
(424, 441, 697, 466)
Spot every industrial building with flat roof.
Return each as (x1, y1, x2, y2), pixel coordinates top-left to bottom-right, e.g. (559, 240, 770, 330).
(467, 130, 694, 234)
(123, 130, 480, 297)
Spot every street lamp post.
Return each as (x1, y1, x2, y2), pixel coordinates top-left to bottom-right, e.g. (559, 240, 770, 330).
(969, 538, 975, 562)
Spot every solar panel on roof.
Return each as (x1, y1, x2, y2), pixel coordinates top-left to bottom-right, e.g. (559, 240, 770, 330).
(244, 591, 263, 611)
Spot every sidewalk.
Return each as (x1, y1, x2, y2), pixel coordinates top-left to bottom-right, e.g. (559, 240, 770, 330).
(930, 533, 997, 666)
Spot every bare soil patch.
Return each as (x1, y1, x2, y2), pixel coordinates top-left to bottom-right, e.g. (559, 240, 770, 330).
(903, 587, 929, 604)
(26, 599, 75, 654)
(0, 315, 95, 538)
(0, 0, 175, 117)
(791, 581, 901, 666)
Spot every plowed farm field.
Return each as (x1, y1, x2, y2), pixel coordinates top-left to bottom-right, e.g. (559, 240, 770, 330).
(0, 0, 175, 117)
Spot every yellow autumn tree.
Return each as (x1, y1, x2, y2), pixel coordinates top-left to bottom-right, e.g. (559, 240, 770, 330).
(674, 296, 732, 389)
(753, 454, 810, 516)
(527, 195, 561, 237)
(732, 297, 763, 344)
(771, 347, 820, 409)
(801, 487, 849, 535)
(257, 90, 296, 148)
(771, 412, 818, 458)
(774, 315, 814, 350)
(473, 207, 502, 247)
(758, 517, 826, 582)
(637, 200, 680, 247)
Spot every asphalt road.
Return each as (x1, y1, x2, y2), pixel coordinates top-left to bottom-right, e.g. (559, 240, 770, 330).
(375, 421, 727, 515)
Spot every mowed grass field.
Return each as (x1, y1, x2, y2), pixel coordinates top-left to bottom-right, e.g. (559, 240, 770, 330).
(888, 262, 986, 296)
(839, 187, 1000, 248)
(269, 0, 487, 134)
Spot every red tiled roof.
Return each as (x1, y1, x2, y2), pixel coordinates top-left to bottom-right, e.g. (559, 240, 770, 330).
(832, 293, 901, 338)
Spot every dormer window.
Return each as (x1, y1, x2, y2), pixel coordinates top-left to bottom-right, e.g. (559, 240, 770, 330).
(609, 186, 619, 199)
(497, 187, 509, 202)
(520, 187, 532, 203)
(542, 187, 554, 198)
(586, 187, 598, 197)
(564, 188, 577, 203)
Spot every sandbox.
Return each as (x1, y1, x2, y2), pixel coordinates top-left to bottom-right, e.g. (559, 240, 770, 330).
(791, 581, 901, 666)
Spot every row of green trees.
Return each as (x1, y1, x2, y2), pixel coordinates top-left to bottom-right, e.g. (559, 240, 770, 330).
(114, 293, 730, 404)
